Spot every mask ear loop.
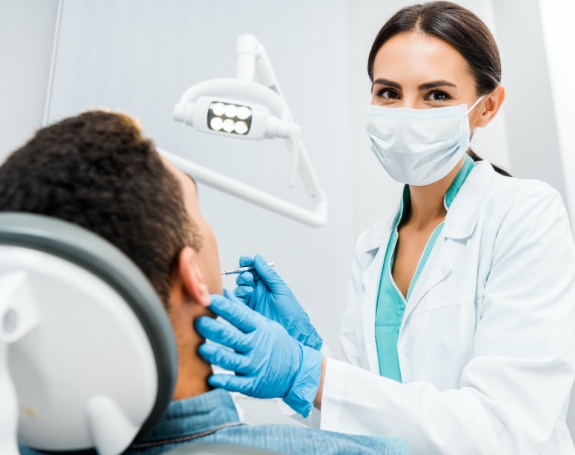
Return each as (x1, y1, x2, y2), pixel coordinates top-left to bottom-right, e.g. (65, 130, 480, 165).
(466, 95, 484, 115)
(466, 96, 484, 142)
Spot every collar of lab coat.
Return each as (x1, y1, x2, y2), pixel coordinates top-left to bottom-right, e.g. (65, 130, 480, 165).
(359, 159, 498, 254)
(442, 160, 498, 239)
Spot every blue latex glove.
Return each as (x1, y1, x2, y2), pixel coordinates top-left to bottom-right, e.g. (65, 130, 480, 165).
(233, 254, 323, 350)
(195, 290, 323, 418)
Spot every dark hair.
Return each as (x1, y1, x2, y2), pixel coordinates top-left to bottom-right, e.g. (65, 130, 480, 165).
(0, 110, 201, 306)
(368, 1, 510, 176)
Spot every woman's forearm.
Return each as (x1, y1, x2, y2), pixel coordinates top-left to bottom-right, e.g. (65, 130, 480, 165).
(314, 356, 326, 410)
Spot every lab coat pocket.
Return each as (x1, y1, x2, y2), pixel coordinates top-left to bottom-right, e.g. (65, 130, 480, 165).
(405, 297, 478, 389)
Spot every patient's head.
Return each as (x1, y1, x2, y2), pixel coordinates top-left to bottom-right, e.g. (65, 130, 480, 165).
(0, 110, 220, 302)
(0, 110, 221, 397)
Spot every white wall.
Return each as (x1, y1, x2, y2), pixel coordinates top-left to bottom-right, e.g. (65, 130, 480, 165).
(537, 0, 575, 433)
(492, 0, 568, 206)
(538, 0, 575, 231)
(0, 0, 59, 160)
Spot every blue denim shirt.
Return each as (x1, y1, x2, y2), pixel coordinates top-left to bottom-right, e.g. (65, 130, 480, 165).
(126, 389, 408, 454)
(21, 389, 409, 454)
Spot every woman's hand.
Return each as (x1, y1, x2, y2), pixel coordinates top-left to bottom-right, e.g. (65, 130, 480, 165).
(195, 290, 323, 417)
(234, 254, 323, 350)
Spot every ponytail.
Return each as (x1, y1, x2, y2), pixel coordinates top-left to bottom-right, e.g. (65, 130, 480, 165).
(467, 149, 511, 177)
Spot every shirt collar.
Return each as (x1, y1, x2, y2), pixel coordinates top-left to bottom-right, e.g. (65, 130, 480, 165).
(395, 154, 476, 229)
(444, 154, 475, 210)
(134, 389, 240, 443)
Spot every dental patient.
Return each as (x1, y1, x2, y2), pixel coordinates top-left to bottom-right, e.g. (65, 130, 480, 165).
(0, 111, 408, 455)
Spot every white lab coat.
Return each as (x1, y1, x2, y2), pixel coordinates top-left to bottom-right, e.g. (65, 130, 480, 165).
(320, 161, 575, 454)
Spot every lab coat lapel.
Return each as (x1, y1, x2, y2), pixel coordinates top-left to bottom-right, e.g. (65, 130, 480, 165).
(360, 221, 393, 374)
(403, 235, 451, 321)
(402, 161, 497, 320)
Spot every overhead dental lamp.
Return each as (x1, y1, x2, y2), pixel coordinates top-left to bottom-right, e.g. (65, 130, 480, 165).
(162, 34, 328, 227)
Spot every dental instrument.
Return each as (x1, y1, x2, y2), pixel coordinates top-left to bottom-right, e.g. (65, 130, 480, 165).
(222, 262, 275, 275)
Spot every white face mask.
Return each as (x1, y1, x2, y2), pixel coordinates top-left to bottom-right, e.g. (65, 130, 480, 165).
(365, 97, 483, 186)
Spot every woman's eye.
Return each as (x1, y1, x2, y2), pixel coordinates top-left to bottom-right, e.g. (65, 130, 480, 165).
(426, 91, 451, 102)
(377, 89, 399, 100)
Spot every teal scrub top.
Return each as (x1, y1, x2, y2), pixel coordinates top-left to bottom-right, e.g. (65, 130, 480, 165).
(375, 156, 475, 382)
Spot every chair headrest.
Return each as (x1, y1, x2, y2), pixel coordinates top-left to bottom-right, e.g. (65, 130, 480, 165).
(0, 212, 178, 453)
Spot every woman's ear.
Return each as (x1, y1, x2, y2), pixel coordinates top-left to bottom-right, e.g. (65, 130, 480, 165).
(474, 85, 505, 128)
(178, 247, 210, 307)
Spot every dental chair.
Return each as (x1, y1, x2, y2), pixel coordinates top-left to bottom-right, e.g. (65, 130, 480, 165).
(0, 212, 277, 455)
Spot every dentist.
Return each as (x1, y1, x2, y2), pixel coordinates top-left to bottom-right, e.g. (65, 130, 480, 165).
(196, 2, 575, 454)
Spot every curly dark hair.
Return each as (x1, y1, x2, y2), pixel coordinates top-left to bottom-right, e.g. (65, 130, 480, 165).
(0, 110, 201, 306)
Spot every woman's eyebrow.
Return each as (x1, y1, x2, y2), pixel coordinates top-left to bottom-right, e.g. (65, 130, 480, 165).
(417, 80, 457, 91)
(372, 78, 402, 89)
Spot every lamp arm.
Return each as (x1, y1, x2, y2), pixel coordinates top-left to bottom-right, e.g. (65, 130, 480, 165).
(297, 140, 326, 201)
(235, 35, 256, 82)
(158, 149, 327, 227)
(254, 40, 285, 99)
(239, 35, 324, 198)
(236, 34, 285, 98)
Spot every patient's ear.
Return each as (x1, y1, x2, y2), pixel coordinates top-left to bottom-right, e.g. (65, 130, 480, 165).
(178, 247, 210, 307)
